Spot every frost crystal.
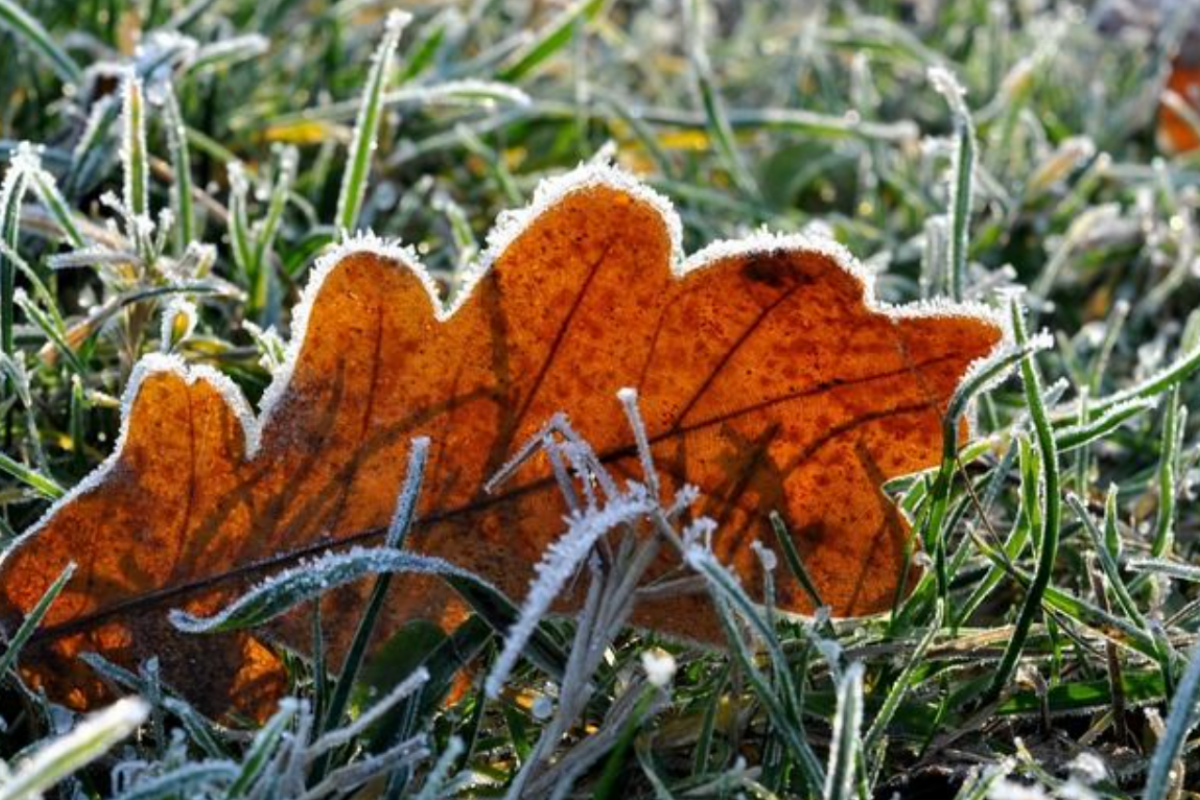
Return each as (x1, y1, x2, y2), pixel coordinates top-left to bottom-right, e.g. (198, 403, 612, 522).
(160, 298, 198, 353)
(640, 649, 677, 688)
(1067, 752, 1109, 785)
(750, 541, 777, 573)
(928, 66, 969, 116)
(987, 777, 1050, 800)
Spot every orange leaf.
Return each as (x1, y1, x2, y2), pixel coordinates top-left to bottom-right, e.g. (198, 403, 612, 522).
(0, 166, 1005, 719)
(1160, 53, 1200, 154)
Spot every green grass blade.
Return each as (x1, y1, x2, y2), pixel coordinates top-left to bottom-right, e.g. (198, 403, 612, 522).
(864, 602, 942, 753)
(335, 11, 410, 233)
(688, 547, 825, 794)
(1086, 342, 1200, 418)
(168, 548, 474, 635)
(1143, 639, 1200, 800)
(985, 301, 1061, 702)
(226, 700, 297, 798)
(113, 762, 238, 800)
(311, 438, 429, 775)
(0, 161, 29, 362)
(1055, 397, 1156, 452)
(122, 75, 150, 221)
(928, 66, 976, 301)
(498, 0, 606, 82)
(163, 84, 194, 255)
(0, 561, 74, 678)
(0, 0, 81, 84)
(0, 448, 64, 499)
(1150, 387, 1181, 559)
(824, 663, 864, 800)
(683, 0, 757, 199)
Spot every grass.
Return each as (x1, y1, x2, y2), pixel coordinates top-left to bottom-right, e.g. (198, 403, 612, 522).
(1, 0, 1200, 798)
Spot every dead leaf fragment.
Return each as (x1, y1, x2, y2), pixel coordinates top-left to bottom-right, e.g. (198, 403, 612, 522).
(0, 165, 1005, 717)
(1160, 50, 1200, 154)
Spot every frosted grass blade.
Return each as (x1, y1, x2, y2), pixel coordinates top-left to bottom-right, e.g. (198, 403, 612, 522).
(1144, 639, 1200, 800)
(0, 698, 149, 800)
(928, 66, 976, 301)
(163, 84, 194, 254)
(986, 302, 1061, 702)
(311, 438, 428, 776)
(824, 663, 864, 800)
(335, 11, 410, 233)
(498, 0, 605, 82)
(122, 75, 149, 221)
(168, 548, 482, 634)
(0, 562, 74, 678)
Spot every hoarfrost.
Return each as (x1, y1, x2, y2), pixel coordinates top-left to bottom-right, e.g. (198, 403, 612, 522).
(987, 777, 1051, 800)
(310, 667, 428, 756)
(8, 161, 1013, 652)
(485, 484, 656, 698)
(750, 541, 777, 573)
(0, 697, 149, 800)
(640, 649, 677, 688)
(168, 546, 483, 634)
(120, 72, 148, 217)
(160, 298, 198, 353)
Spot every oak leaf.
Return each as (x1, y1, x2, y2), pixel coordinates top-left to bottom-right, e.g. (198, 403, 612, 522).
(0, 165, 1005, 718)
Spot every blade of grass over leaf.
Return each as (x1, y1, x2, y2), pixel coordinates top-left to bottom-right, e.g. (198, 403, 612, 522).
(0, 562, 74, 678)
(168, 548, 485, 635)
(311, 438, 429, 777)
(922, 337, 1044, 604)
(769, 510, 825, 609)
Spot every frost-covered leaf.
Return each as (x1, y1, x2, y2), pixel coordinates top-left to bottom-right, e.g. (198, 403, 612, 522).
(0, 163, 1004, 717)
